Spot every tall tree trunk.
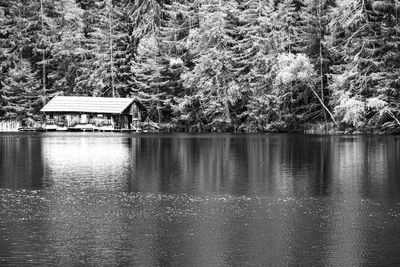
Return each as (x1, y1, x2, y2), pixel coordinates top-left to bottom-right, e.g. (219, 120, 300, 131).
(221, 63, 231, 127)
(311, 89, 337, 126)
(224, 86, 231, 126)
(40, 0, 46, 102)
(318, 2, 327, 120)
(109, 0, 115, 97)
(156, 87, 162, 124)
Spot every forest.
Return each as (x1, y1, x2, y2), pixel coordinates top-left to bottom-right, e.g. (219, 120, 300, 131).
(0, 0, 399, 133)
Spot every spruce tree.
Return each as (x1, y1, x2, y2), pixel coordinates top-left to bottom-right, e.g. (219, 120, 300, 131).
(74, 0, 115, 97)
(274, 0, 299, 53)
(232, 0, 278, 131)
(49, 0, 85, 95)
(131, 35, 171, 123)
(179, 0, 240, 130)
(0, 0, 55, 115)
(0, 60, 41, 122)
(296, 0, 336, 121)
(130, 0, 200, 124)
(0, 2, 20, 111)
(328, 0, 400, 130)
(112, 1, 136, 97)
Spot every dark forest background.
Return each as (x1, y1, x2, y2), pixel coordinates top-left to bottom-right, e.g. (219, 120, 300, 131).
(1, 0, 399, 132)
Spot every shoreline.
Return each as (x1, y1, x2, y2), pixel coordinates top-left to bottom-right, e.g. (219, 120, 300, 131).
(1, 120, 399, 135)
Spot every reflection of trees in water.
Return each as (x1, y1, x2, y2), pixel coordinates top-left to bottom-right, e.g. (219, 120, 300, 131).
(1, 133, 398, 197)
(1, 133, 398, 195)
(2, 134, 400, 265)
(129, 136, 260, 194)
(129, 135, 400, 197)
(387, 138, 400, 198)
(330, 136, 396, 199)
(130, 136, 254, 194)
(0, 135, 43, 189)
(282, 136, 400, 266)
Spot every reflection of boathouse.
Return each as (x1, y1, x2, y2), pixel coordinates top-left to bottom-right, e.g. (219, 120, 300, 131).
(40, 96, 144, 131)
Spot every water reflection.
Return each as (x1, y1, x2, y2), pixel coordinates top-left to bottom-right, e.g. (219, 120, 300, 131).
(2, 133, 400, 199)
(128, 135, 400, 199)
(1, 133, 400, 266)
(0, 133, 43, 189)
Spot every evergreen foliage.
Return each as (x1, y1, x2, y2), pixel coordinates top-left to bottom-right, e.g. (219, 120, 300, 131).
(328, 0, 400, 131)
(0, 60, 41, 121)
(0, 0, 399, 133)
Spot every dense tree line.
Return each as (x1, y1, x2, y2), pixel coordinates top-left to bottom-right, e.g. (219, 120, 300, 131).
(0, 0, 399, 133)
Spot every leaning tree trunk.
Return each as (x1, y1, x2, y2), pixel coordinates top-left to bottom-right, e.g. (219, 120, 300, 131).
(318, 2, 327, 121)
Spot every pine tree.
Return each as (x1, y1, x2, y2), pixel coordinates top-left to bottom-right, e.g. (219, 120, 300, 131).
(130, 1, 194, 123)
(179, 0, 240, 130)
(232, 0, 278, 131)
(0, 60, 41, 122)
(35, 0, 58, 102)
(0, 1, 20, 110)
(157, 0, 193, 98)
(75, 0, 118, 97)
(130, 36, 170, 123)
(368, 0, 400, 130)
(49, 0, 85, 95)
(130, 0, 164, 39)
(274, 0, 299, 53)
(296, 0, 336, 121)
(328, 0, 400, 130)
(112, 1, 136, 97)
(0, 0, 56, 114)
(272, 53, 319, 128)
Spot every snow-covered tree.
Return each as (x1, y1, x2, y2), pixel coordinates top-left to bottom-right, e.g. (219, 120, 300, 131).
(273, 53, 318, 126)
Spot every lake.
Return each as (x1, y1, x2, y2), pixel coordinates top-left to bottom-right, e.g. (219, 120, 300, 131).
(1, 132, 400, 266)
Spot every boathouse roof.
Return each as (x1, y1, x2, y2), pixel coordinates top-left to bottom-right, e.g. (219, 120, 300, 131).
(41, 96, 138, 114)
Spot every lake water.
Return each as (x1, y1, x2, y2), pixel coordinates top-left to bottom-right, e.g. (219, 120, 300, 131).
(1, 133, 400, 266)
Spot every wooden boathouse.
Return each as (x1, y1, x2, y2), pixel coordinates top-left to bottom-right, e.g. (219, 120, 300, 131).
(40, 96, 144, 131)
